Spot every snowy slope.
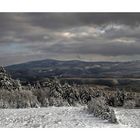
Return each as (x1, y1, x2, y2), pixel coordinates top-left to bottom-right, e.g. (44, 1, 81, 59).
(115, 108, 140, 127)
(0, 107, 139, 128)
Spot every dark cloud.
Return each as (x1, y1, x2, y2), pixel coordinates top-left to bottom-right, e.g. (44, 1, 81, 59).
(20, 13, 140, 29)
(40, 39, 140, 56)
(0, 13, 140, 66)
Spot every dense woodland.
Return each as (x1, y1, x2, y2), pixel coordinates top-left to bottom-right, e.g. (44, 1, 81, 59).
(0, 66, 140, 123)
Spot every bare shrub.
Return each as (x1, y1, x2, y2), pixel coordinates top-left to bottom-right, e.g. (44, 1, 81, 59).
(87, 96, 117, 123)
(123, 100, 136, 109)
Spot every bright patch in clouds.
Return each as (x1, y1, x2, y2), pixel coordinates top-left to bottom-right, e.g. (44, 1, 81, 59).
(112, 37, 136, 44)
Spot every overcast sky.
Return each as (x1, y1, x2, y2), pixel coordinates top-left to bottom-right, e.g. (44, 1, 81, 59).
(1, 13, 140, 66)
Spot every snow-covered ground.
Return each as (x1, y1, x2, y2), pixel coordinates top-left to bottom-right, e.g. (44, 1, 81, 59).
(115, 108, 140, 127)
(0, 107, 139, 128)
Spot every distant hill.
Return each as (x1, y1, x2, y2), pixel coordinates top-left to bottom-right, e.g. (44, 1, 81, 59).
(5, 59, 140, 82)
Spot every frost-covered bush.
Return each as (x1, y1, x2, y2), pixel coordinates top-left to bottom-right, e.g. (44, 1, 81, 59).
(0, 89, 40, 108)
(123, 100, 136, 109)
(32, 87, 50, 107)
(62, 83, 81, 106)
(105, 89, 125, 107)
(48, 97, 69, 107)
(108, 109, 118, 123)
(135, 99, 140, 107)
(78, 86, 92, 104)
(32, 85, 70, 107)
(87, 96, 117, 123)
(16, 90, 40, 108)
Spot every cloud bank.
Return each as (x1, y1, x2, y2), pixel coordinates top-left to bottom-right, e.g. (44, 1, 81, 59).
(0, 13, 140, 65)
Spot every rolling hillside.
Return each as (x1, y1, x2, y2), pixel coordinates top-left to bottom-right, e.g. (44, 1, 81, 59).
(5, 59, 140, 81)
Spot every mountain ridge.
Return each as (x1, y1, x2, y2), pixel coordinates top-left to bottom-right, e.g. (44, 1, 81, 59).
(5, 59, 140, 82)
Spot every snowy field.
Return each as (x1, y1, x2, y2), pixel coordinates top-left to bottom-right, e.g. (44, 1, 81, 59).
(0, 107, 140, 128)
